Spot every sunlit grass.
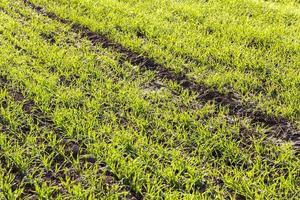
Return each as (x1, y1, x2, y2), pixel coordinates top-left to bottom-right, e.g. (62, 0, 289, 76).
(0, 0, 299, 199)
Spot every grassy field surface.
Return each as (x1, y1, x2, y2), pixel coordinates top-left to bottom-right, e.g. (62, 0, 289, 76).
(0, 0, 299, 199)
(25, 0, 300, 122)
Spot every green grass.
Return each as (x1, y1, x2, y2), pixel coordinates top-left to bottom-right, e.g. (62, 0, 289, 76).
(25, 0, 300, 123)
(0, 0, 299, 199)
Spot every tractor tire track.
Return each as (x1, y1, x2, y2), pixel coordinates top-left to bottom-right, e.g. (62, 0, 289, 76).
(1, 5, 264, 152)
(1, 7, 285, 160)
(2, 26, 251, 196)
(22, 0, 300, 148)
(1, 6, 293, 198)
(0, 44, 142, 199)
(3, 90, 141, 199)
